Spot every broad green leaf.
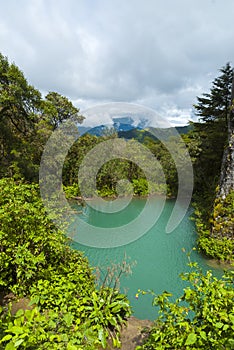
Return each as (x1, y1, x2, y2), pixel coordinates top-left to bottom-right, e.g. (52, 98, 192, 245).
(9, 326, 24, 335)
(98, 328, 106, 348)
(200, 331, 207, 340)
(215, 322, 224, 329)
(15, 309, 24, 317)
(5, 342, 15, 350)
(0, 334, 13, 342)
(185, 332, 197, 345)
(14, 339, 24, 347)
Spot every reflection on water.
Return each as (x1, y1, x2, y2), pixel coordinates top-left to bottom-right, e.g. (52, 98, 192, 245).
(70, 197, 224, 320)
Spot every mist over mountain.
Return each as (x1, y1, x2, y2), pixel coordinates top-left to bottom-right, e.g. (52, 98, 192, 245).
(78, 116, 192, 140)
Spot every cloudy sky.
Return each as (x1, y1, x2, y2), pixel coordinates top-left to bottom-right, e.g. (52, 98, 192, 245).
(1, 0, 234, 126)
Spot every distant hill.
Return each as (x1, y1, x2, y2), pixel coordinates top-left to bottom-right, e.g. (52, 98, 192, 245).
(79, 123, 193, 142)
(78, 115, 193, 141)
(78, 124, 108, 136)
(118, 125, 192, 141)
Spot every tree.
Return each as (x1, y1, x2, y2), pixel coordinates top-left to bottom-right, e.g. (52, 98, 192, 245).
(194, 62, 233, 127)
(44, 91, 84, 130)
(0, 53, 42, 179)
(0, 54, 42, 133)
(191, 63, 233, 196)
(192, 63, 234, 260)
(0, 53, 84, 181)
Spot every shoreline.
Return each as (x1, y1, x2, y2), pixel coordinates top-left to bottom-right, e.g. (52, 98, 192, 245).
(71, 193, 175, 201)
(205, 257, 234, 270)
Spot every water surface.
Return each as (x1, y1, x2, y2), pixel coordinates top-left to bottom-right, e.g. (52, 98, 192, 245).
(70, 197, 223, 320)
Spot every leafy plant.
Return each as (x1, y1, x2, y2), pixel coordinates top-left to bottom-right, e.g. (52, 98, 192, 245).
(0, 178, 93, 295)
(193, 190, 234, 262)
(0, 179, 131, 349)
(136, 253, 234, 349)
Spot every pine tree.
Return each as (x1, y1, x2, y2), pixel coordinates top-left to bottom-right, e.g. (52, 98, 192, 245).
(191, 64, 233, 195)
(194, 62, 233, 127)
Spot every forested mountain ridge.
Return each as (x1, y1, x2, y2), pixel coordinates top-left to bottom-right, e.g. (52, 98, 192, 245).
(79, 122, 192, 140)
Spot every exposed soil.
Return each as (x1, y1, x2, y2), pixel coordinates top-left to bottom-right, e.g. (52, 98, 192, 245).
(104, 317, 153, 350)
(0, 293, 33, 314)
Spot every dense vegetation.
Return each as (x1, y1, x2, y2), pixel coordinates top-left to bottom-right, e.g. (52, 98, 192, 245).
(0, 54, 131, 349)
(0, 179, 131, 349)
(0, 53, 233, 349)
(0, 52, 84, 181)
(137, 253, 234, 349)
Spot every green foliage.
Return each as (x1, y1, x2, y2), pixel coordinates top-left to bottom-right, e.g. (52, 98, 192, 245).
(0, 178, 92, 294)
(194, 62, 233, 126)
(0, 179, 131, 348)
(188, 120, 227, 196)
(195, 191, 234, 261)
(0, 53, 42, 180)
(189, 63, 234, 261)
(0, 53, 83, 182)
(143, 136, 186, 197)
(190, 63, 233, 196)
(0, 305, 95, 350)
(96, 185, 116, 198)
(44, 91, 84, 130)
(132, 178, 149, 196)
(198, 236, 234, 262)
(63, 134, 170, 198)
(137, 256, 234, 349)
(132, 179, 167, 197)
(0, 286, 131, 350)
(211, 191, 234, 239)
(63, 183, 81, 198)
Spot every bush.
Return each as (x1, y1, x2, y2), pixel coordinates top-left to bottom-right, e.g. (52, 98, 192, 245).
(0, 178, 93, 295)
(132, 178, 149, 196)
(137, 255, 234, 349)
(0, 178, 131, 349)
(194, 191, 234, 261)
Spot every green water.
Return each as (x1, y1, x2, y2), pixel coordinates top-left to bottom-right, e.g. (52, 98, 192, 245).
(70, 197, 223, 320)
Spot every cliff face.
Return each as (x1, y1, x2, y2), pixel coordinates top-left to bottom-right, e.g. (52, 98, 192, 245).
(212, 81, 234, 242)
(218, 76, 234, 199)
(219, 127, 234, 199)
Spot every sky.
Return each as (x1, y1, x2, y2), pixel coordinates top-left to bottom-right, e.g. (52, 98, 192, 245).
(1, 0, 234, 126)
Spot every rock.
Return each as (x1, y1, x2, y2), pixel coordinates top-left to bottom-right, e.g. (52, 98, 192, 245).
(104, 316, 153, 350)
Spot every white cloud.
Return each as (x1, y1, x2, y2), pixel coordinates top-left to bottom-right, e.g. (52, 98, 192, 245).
(1, 0, 234, 126)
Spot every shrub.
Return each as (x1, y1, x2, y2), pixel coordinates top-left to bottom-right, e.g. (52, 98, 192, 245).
(0, 178, 131, 349)
(137, 255, 234, 349)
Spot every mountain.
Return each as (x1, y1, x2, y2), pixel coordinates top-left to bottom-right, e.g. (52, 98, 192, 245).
(78, 124, 108, 136)
(118, 125, 192, 141)
(78, 117, 192, 140)
(79, 125, 192, 142)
